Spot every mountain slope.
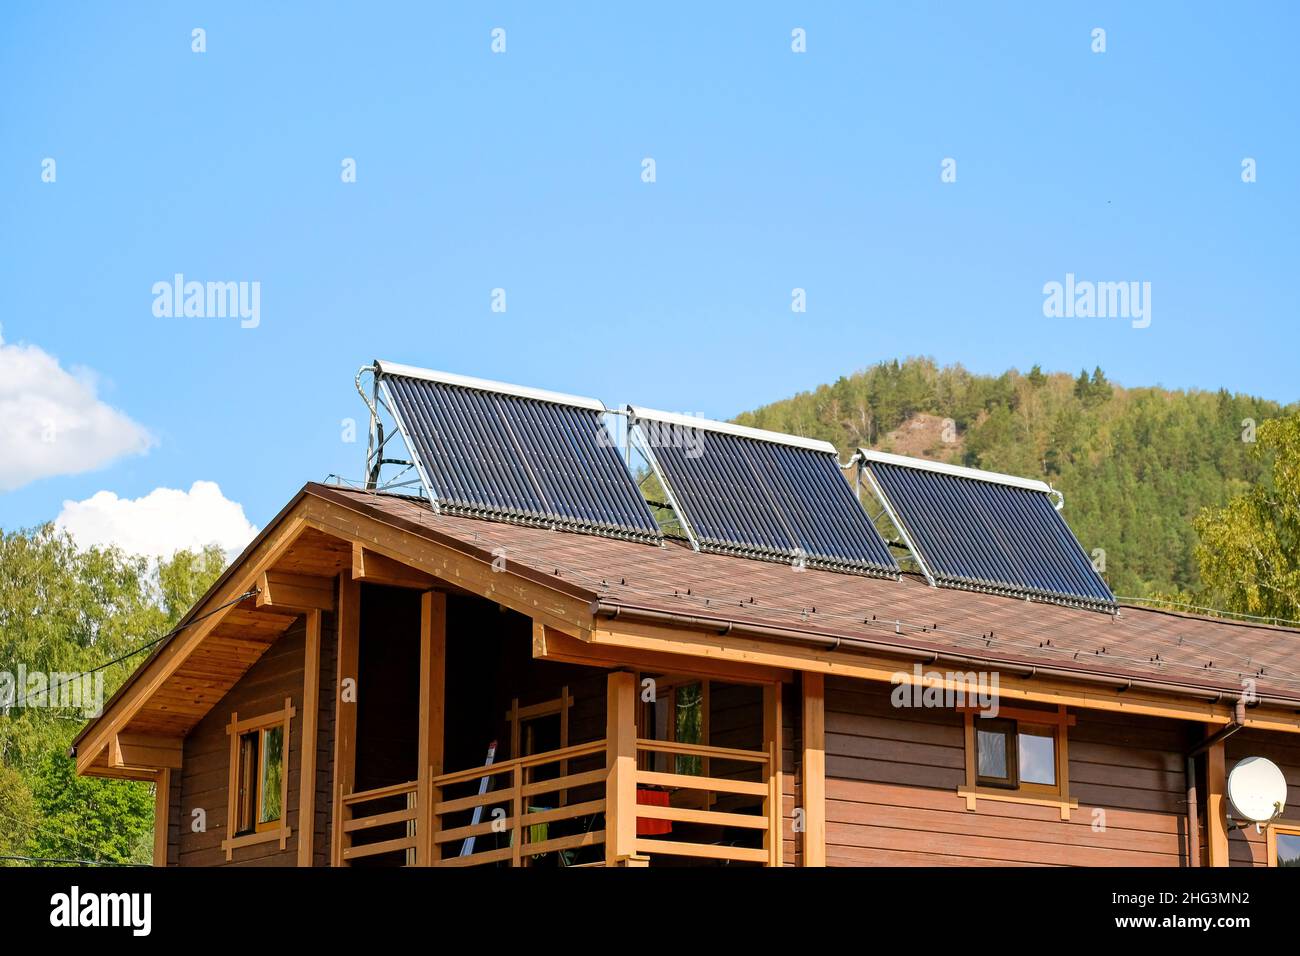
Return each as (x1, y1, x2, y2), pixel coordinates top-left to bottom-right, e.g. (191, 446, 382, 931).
(733, 358, 1294, 598)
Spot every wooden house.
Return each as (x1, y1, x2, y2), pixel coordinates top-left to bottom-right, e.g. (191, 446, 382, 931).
(73, 365, 1300, 868)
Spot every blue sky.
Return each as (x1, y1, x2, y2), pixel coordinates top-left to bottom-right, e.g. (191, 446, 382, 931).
(1, 2, 1296, 543)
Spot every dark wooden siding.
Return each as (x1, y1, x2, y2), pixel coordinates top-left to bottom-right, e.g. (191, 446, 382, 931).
(313, 611, 337, 867)
(823, 676, 1190, 866)
(1226, 729, 1300, 867)
(177, 618, 309, 867)
(165, 764, 182, 867)
(782, 680, 798, 866)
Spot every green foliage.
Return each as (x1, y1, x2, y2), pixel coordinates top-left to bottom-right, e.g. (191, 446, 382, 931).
(0, 527, 225, 864)
(158, 546, 228, 621)
(1194, 415, 1300, 621)
(27, 750, 154, 865)
(0, 765, 36, 864)
(733, 357, 1294, 599)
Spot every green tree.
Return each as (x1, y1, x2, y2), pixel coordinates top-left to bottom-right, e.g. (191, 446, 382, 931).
(0, 766, 36, 865)
(0, 527, 225, 864)
(27, 750, 154, 865)
(1195, 414, 1300, 621)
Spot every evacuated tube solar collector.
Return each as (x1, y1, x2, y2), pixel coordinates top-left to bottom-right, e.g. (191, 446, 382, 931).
(629, 406, 900, 577)
(374, 361, 662, 542)
(860, 449, 1115, 611)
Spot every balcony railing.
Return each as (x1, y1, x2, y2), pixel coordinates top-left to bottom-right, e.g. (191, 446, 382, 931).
(340, 780, 418, 864)
(429, 740, 608, 867)
(633, 738, 776, 865)
(338, 736, 780, 866)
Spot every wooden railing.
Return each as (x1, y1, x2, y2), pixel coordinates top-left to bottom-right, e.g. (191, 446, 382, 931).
(429, 740, 607, 867)
(340, 779, 418, 864)
(632, 738, 776, 865)
(336, 735, 780, 867)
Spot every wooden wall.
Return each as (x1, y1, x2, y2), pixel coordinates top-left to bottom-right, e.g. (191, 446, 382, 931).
(1225, 729, 1300, 867)
(174, 612, 336, 867)
(164, 762, 182, 867)
(822, 676, 1191, 866)
(313, 611, 337, 867)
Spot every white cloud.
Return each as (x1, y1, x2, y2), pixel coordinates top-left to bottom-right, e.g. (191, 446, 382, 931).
(0, 329, 153, 491)
(55, 481, 259, 559)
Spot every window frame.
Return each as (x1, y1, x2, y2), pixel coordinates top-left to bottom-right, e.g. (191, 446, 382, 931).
(637, 676, 711, 777)
(973, 716, 1018, 789)
(1015, 721, 1062, 796)
(960, 704, 1077, 819)
(1268, 824, 1300, 868)
(222, 697, 295, 859)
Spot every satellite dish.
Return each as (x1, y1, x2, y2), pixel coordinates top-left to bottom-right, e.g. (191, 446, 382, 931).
(1227, 756, 1288, 823)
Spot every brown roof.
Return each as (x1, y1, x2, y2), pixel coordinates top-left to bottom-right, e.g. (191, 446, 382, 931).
(313, 484, 1300, 707)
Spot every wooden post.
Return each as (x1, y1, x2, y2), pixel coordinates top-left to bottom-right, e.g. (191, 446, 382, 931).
(416, 590, 446, 866)
(297, 609, 322, 867)
(152, 767, 170, 867)
(763, 681, 784, 867)
(330, 574, 361, 866)
(604, 670, 637, 865)
(511, 764, 524, 868)
(801, 673, 826, 867)
(1205, 726, 1230, 867)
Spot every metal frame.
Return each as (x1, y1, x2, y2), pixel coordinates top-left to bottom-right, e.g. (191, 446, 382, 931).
(375, 374, 442, 508)
(858, 448, 1057, 497)
(628, 414, 700, 551)
(859, 461, 937, 587)
(356, 363, 428, 498)
(629, 405, 837, 454)
(375, 360, 606, 412)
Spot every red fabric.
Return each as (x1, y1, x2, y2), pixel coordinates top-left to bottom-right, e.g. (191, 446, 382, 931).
(636, 787, 672, 835)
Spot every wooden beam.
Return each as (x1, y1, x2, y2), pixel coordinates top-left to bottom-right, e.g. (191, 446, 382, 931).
(300, 500, 594, 638)
(330, 573, 361, 867)
(257, 571, 336, 613)
(604, 671, 637, 866)
(763, 682, 783, 868)
(533, 622, 791, 685)
(1206, 725, 1230, 867)
(110, 733, 182, 772)
(77, 515, 312, 772)
(79, 760, 159, 782)
(352, 542, 438, 589)
(152, 768, 170, 867)
(416, 590, 446, 866)
(801, 672, 826, 867)
(590, 617, 1284, 730)
(298, 609, 322, 867)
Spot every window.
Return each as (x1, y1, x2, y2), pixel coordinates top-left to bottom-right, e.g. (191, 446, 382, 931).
(1271, 826, 1300, 868)
(974, 716, 1060, 793)
(235, 724, 285, 835)
(975, 718, 1017, 788)
(641, 679, 707, 775)
(961, 705, 1076, 818)
(222, 698, 295, 859)
(1017, 723, 1059, 789)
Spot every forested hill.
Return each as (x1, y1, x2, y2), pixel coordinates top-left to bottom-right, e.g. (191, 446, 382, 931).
(732, 358, 1296, 600)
